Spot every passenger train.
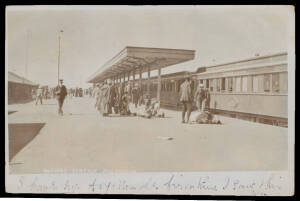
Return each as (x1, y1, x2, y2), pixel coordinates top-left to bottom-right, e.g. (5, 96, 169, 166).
(140, 52, 288, 127)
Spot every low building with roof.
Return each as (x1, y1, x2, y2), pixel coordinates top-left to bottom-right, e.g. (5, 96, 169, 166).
(8, 71, 39, 104)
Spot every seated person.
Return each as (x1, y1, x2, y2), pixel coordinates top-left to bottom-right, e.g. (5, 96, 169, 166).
(137, 96, 164, 118)
(190, 109, 221, 124)
(119, 91, 131, 116)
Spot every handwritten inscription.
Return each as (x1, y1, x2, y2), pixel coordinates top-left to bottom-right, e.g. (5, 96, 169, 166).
(15, 174, 283, 195)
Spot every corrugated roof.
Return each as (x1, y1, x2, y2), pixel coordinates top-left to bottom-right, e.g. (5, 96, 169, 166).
(8, 71, 38, 86)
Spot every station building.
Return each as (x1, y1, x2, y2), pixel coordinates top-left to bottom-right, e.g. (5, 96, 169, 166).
(8, 71, 39, 104)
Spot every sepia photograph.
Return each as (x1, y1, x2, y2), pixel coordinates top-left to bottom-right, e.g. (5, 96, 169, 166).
(5, 5, 295, 195)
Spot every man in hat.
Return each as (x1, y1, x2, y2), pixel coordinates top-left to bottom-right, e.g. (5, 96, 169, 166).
(35, 86, 43, 105)
(179, 74, 193, 123)
(98, 79, 115, 116)
(194, 83, 206, 112)
(55, 79, 67, 115)
(131, 83, 141, 108)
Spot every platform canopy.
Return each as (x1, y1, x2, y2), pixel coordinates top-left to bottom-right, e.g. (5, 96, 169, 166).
(87, 46, 195, 83)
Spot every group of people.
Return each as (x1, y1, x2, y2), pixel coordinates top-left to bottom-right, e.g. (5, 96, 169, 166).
(93, 79, 139, 116)
(93, 79, 164, 118)
(179, 75, 211, 124)
(68, 88, 83, 98)
(32, 87, 50, 105)
(92, 75, 212, 123)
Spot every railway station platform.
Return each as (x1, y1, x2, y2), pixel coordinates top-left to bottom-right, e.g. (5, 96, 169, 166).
(7, 96, 288, 174)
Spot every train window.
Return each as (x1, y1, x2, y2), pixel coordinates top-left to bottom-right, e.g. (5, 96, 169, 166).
(221, 78, 225, 91)
(191, 80, 195, 92)
(228, 77, 233, 92)
(279, 72, 288, 93)
(253, 75, 262, 93)
(235, 77, 241, 92)
(215, 78, 221, 91)
(272, 73, 280, 93)
(263, 74, 271, 92)
(216, 79, 221, 92)
(242, 76, 247, 92)
(209, 79, 214, 91)
(248, 76, 253, 92)
(177, 80, 181, 92)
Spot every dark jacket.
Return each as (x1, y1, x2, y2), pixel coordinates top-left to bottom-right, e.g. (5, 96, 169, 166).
(56, 85, 67, 100)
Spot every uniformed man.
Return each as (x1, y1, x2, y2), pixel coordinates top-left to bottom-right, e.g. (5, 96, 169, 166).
(194, 83, 205, 111)
(55, 79, 67, 115)
(179, 75, 193, 123)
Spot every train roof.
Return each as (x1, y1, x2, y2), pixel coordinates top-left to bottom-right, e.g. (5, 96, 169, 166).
(203, 52, 287, 69)
(8, 71, 38, 86)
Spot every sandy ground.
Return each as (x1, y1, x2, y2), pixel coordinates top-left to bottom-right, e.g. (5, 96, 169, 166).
(7, 96, 288, 174)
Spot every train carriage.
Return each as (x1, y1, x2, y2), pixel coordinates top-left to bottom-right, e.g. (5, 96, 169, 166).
(141, 52, 288, 127)
(193, 52, 288, 127)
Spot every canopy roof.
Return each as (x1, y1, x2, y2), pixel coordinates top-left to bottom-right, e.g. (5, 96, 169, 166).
(87, 46, 195, 83)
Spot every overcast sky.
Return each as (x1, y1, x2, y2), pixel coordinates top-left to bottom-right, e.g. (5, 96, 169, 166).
(6, 6, 292, 88)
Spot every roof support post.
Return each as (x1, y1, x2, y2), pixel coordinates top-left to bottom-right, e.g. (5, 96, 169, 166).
(123, 73, 126, 83)
(139, 67, 142, 96)
(132, 69, 135, 84)
(139, 67, 142, 85)
(147, 66, 151, 95)
(157, 66, 161, 102)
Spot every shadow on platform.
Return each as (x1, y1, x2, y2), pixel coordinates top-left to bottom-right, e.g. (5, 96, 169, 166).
(9, 123, 45, 161)
(8, 111, 17, 115)
(8, 99, 34, 105)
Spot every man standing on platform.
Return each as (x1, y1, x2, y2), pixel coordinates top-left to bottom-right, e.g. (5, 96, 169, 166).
(194, 83, 205, 112)
(179, 75, 193, 123)
(131, 83, 140, 108)
(55, 79, 67, 115)
(35, 87, 43, 105)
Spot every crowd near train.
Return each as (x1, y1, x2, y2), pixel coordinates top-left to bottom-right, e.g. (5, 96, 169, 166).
(91, 52, 288, 127)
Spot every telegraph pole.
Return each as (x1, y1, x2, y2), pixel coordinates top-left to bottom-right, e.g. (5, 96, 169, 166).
(25, 30, 29, 83)
(57, 30, 63, 85)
